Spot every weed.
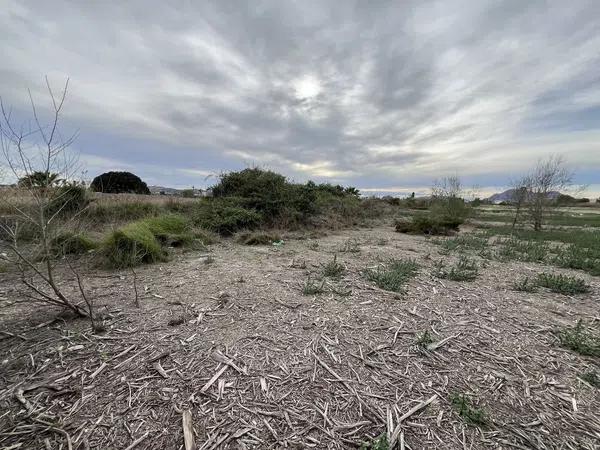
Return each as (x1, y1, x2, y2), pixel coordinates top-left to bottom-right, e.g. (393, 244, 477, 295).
(415, 330, 434, 349)
(50, 232, 97, 256)
(307, 241, 319, 250)
(558, 320, 600, 356)
(554, 244, 600, 276)
(495, 237, 549, 263)
(376, 238, 388, 246)
(450, 393, 486, 426)
(433, 256, 478, 281)
(512, 276, 538, 292)
(339, 238, 360, 253)
(437, 234, 488, 254)
(536, 273, 590, 295)
(302, 275, 325, 295)
(580, 370, 600, 388)
(322, 255, 345, 279)
(359, 434, 389, 450)
(236, 231, 281, 245)
(364, 258, 419, 292)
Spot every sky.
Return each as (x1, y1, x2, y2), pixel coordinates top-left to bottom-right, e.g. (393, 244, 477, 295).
(1, 0, 599, 197)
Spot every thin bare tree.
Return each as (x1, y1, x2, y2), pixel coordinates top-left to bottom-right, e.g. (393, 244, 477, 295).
(0, 77, 95, 322)
(513, 155, 574, 231)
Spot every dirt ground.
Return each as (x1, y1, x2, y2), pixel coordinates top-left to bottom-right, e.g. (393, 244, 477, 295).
(1, 226, 599, 449)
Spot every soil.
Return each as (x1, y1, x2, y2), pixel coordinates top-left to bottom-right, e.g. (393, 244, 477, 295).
(1, 225, 599, 449)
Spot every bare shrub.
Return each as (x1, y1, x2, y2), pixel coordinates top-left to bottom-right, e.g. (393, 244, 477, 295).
(0, 78, 96, 323)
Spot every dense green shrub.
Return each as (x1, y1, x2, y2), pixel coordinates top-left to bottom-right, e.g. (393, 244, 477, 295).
(211, 168, 360, 226)
(91, 171, 150, 195)
(191, 199, 263, 235)
(396, 214, 462, 235)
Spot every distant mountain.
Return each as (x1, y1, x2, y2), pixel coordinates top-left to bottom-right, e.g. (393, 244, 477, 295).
(148, 185, 181, 195)
(487, 189, 561, 204)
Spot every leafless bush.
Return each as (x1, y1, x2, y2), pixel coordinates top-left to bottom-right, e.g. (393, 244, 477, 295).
(512, 155, 574, 231)
(0, 77, 96, 324)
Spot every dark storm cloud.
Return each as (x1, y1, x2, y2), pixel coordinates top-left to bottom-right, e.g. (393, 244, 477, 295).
(1, 0, 599, 194)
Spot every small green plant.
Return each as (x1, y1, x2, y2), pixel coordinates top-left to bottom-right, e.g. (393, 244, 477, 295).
(364, 258, 419, 293)
(50, 232, 97, 256)
(450, 393, 486, 426)
(437, 234, 488, 254)
(512, 276, 538, 293)
(302, 275, 325, 295)
(415, 330, 434, 349)
(322, 255, 345, 279)
(359, 434, 389, 450)
(495, 237, 549, 263)
(433, 256, 478, 281)
(580, 370, 600, 388)
(536, 273, 590, 295)
(558, 320, 600, 357)
(339, 238, 360, 253)
(236, 231, 281, 245)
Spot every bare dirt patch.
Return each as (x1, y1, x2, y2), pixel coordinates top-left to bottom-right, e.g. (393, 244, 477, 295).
(1, 226, 599, 449)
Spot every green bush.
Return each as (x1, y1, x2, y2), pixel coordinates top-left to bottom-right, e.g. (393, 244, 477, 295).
(536, 273, 590, 295)
(396, 214, 462, 235)
(192, 199, 263, 235)
(103, 222, 165, 267)
(51, 232, 97, 256)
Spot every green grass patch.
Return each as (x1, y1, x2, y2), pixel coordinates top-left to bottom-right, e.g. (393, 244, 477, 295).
(536, 273, 590, 295)
(558, 321, 600, 357)
(495, 237, 549, 262)
(433, 256, 479, 281)
(435, 233, 489, 254)
(364, 258, 420, 292)
(104, 221, 166, 267)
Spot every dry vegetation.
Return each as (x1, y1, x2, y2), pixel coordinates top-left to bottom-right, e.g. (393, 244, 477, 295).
(1, 198, 599, 449)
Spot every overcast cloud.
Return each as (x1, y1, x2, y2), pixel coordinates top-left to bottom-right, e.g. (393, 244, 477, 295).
(1, 0, 599, 196)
